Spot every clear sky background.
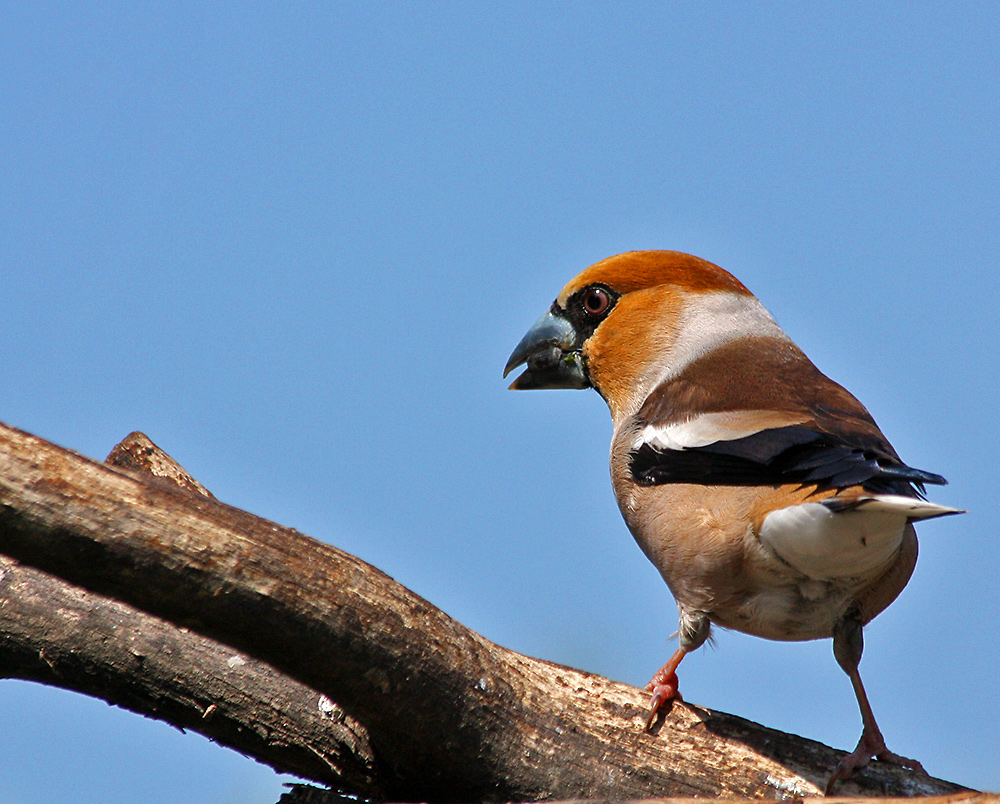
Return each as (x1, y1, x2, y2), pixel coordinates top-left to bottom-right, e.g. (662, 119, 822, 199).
(2, 4, 997, 802)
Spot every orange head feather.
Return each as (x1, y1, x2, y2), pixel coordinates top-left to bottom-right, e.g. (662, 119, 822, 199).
(560, 252, 757, 419)
(555, 250, 752, 306)
(507, 251, 770, 422)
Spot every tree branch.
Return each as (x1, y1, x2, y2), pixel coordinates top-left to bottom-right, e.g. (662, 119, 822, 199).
(0, 554, 377, 793)
(0, 430, 378, 793)
(0, 422, 971, 801)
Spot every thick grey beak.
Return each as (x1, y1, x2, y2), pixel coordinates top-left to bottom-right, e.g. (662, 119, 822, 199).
(504, 310, 589, 390)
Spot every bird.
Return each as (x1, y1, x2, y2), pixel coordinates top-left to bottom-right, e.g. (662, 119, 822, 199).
(503, 250, 961, 792)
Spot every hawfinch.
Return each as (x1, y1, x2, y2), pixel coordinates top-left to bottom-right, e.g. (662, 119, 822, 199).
(504, 251, 960, 791)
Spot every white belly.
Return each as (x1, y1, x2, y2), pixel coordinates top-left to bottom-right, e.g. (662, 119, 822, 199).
(712, 579, 859, 641)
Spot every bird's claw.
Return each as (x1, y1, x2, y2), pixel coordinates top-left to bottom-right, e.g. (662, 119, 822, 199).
(825, 729, 926, 794)
(644, 670, 681, 731)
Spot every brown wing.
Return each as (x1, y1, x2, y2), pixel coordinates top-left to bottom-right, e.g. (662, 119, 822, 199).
(629, 337, 946, 494)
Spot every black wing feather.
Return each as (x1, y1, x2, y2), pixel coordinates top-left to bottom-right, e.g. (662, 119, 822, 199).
(629, 424, 946, 495)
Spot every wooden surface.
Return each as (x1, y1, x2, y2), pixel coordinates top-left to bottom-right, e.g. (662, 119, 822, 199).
(0, 422, 974, 802)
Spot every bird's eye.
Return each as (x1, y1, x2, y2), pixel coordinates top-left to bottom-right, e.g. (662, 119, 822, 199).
(582, 286, 611, 317)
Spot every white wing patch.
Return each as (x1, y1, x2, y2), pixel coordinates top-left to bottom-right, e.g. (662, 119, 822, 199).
(760, 494, 961, 580)
(633, 409, 808, 451)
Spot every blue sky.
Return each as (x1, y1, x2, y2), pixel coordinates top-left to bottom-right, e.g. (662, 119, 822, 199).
(2, 3, 997, 801)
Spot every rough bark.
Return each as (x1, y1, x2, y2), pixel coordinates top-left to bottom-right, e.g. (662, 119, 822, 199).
(0, 422, 972, 801)
(0, 555, 377, 793)
(0, 431, 378, 794)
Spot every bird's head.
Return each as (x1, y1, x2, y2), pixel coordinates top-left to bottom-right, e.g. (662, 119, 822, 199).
(504, 250, 774, 422)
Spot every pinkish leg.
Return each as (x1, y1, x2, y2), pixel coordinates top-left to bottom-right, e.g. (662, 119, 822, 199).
(827, 616, 925, 793)
(644, 646, 687, 731)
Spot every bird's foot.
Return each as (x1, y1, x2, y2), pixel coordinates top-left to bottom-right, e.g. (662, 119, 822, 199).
(825, 726, 925, 794)
(643, 668, 681, 731)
